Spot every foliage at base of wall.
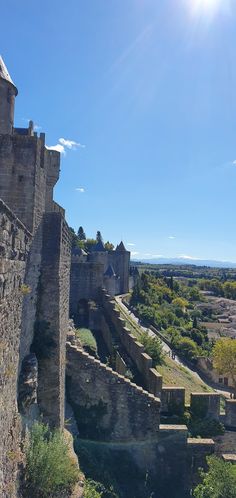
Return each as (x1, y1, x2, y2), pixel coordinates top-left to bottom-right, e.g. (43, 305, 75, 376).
(22, 422, 80, 498)
(161, 410, 224, 438)
(188, 417, 225, 438)
(75, 328, 98, 356)
(193, 456, 236, 498)
(74, 439, 157, 498)
(84, 479, 116, 498)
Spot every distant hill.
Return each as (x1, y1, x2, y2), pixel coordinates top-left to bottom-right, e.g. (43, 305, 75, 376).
(132, 257, 236, 269)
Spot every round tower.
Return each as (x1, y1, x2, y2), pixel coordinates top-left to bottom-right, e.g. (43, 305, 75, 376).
(0, 56, 18, 135)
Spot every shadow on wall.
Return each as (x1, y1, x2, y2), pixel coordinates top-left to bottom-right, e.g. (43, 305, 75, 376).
(73, 299, 89, 328)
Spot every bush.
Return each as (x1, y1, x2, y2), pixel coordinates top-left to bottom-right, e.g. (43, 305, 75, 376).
(176, 337, 199, 361)
(189, 418, 225, 438)
(139, 333, 164, 366)
(75, 328, 98, 356)
(23, 422, 79, 498)
(193, 456, 236, 498)
(84, 479, 118, 498)
(84, 479, 103, 498)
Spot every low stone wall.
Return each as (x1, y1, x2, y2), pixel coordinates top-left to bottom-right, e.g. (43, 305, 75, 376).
(225, 400, 236, 428)
(190, 393, 221, 420)
(66, 337, 215, 497)
(101, 291, 163, 397)
(66, 342, 161, 442)
(0, 199, 31, 498)
(161, 387, 185, 414)
(187, 438, 215, 489)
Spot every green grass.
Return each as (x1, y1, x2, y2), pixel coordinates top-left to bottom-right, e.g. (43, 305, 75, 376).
(156, 356, 213, 404)
(75, 328, 97, 355)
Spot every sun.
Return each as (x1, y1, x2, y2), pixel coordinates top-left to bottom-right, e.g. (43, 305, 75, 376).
(191, 0, 223, 15)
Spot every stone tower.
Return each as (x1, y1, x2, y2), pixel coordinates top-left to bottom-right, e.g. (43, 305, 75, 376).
(0, 56, 18, 135)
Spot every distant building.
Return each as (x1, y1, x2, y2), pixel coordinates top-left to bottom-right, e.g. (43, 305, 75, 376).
(70, 239, 130, 315)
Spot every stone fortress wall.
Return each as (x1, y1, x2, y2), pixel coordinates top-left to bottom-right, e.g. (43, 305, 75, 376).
(95, 291, 236, 428)
(0, 200, 31, 497)
(66, 334, 215, 498)
(0, 57, 71, 497)
(0, 56, 219, 498)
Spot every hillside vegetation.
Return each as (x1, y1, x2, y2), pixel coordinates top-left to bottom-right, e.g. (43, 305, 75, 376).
(131, 272, 211, 362)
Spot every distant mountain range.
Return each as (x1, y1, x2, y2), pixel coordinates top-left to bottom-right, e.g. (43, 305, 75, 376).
(132, 257, 236, 269)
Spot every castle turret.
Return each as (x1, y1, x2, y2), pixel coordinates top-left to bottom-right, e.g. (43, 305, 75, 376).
(0, 56, 18, 135)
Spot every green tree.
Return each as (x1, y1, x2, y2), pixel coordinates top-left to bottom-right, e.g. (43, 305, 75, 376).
(77, 226, 86, 240)
(139, 333, 164, 366)
(177, 337, 199, 361)
(193, 456, 236, 498)
(96, 231, 103, 243)
(104, 241, 114, 251)
(213, 338, 236, 395)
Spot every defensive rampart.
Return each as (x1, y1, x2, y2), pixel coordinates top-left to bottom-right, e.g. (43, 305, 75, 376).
(0, 200, 31, 497)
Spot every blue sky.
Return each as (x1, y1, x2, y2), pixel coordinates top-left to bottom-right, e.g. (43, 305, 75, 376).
(1, 0, 236, 261)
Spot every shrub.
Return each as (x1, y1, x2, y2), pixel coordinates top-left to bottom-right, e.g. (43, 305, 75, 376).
(20, 284, 31, 295)
(193, 456, 236, 498)
(75, 328, 98, 356)
(23, 422, 79, 498)
(176, 337, 199, 361)
(84, 479, 118, 498)
(189, 418, 225, 438)
(139, 333, 164, 366)
(84, 479, 102, 498)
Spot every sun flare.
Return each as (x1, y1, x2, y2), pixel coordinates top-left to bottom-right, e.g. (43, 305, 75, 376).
(191, 0, 223, 16)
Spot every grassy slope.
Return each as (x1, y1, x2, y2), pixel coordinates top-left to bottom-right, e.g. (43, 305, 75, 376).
(156, 356, 213, 404)
(75, 328, 97, 354)
(116, 299, 213, 403)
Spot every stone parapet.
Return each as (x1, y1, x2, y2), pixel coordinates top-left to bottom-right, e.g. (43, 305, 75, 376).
(190, 393, 221, 420)
(66, 342, 160, 442)
(225, 400, 236, 428)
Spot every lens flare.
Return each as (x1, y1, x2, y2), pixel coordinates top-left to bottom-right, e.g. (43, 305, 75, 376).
(191, 0, 223, 16)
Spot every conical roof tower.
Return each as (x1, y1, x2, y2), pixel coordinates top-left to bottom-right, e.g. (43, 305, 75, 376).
(0, 56, 18, 92)
(0, 56, 18, 134)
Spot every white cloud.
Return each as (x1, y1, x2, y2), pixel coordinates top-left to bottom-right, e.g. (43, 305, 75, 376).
(233, 160, 236, 165)
(59, 138, 85, 149)
(46, 137, 85, 155)
(152, 254, 164, 258)
(168, 236, 176, 239)
(46, 144, 66, 154)
(34, 124, 42, 131)
(178, 254, 200, 261)
(75, 187, 85, 193)
(127, 243, 135, 247)
(131, 251, 139, 257)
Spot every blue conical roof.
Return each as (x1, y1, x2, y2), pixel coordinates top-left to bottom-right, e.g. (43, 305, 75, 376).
(116, 241, 126, 252)
(93, 240, 106, 252)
